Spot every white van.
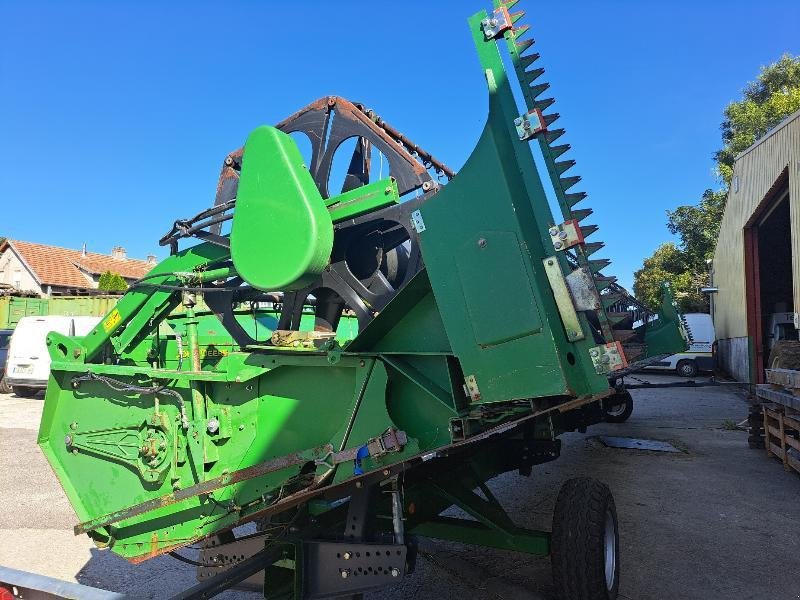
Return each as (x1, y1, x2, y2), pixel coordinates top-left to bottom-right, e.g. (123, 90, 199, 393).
(643, 313, 715, 377)
(5, 315, 101, 397)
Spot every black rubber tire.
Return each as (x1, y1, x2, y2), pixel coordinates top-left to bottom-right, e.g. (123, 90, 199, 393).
(676, 359, 698, 378)
(602, 391, 633, 423)
(12, 386, 38, 398)
(552, 478, 620, 600)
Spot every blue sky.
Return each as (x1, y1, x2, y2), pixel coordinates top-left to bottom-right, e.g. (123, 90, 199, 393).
(1, 1, 798, 291)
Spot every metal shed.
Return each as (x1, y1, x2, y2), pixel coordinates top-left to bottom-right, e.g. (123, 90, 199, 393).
(712, 109, 800, 382)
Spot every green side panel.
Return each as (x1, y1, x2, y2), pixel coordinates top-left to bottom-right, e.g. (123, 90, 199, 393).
(638, 282, 690, 358)
(384, 355, 461, 450)
(39, 354, 420, 559)
(231, 125, 334, 291)
(348, 270, 451, 355)
(412, 11, 612, 402)
(455, 231, 542, 346)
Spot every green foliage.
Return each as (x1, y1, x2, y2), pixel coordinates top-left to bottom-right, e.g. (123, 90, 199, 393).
(716, 54, 800, 185)
(666, 189, 728, 270)
(633, 243, 707, 313)
(98, 271, 128, 291)
(634, 54, 800, 312)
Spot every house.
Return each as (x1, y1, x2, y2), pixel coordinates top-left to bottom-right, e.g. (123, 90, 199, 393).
(711, 109, 800, 383)
(0, 239, 157, 297)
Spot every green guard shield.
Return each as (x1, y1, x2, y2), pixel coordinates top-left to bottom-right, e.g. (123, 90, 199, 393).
(231, 125, 334, 291)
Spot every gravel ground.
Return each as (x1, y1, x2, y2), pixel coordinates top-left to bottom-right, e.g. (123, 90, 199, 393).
(1, 373, 798, 599)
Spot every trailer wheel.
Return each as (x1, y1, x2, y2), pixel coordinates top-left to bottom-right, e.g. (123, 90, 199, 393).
(602, 391, 633, 423)
(551, 477, 619, 600)
(676, 359, 698, 378)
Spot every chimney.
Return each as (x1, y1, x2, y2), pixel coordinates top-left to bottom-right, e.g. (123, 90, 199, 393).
(81, 243, 87, 257)
(111, 246, 127, 259)
(146, 254, 157, 265)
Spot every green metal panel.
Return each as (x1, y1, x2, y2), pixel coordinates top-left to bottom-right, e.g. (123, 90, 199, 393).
(0, 297, 48, 328)
(455, 231, 542, 347)
(231, 126, 334, 291)
(0, 296, 122, 329)
(49, 296, 119, 318)
(414, 11, 610, 402)
(637, 283, 690, 358)
(327, 176, 399, 222)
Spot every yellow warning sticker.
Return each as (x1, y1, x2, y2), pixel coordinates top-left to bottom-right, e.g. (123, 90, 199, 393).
(102, 309, 122, 333)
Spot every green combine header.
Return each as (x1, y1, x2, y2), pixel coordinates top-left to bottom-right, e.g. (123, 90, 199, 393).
(37, 3, 687, 599)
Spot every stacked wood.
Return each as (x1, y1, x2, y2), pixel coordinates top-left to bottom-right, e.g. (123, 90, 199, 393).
(763, 404, 800, 476)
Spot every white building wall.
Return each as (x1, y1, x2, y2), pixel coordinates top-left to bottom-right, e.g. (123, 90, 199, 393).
(0, 247, 42, 295)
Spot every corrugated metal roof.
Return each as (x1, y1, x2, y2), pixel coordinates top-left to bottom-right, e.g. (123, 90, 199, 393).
(735, 108, 800, 161)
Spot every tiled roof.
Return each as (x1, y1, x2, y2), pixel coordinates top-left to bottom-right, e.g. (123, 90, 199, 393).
(0, 240, 154, 290)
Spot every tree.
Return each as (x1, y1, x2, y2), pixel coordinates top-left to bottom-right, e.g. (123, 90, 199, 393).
(633, 243, 707, 312)
(716, 54, 800, 185)
(634, 54, 800, 311)
(666, 189, 728, 271)
(98, 271, 128, 291)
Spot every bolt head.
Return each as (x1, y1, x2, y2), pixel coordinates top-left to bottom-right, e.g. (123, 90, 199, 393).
(340, 569, 350, 579)
(207, 418, 220, 434)
(558, 231, 568, 240)
(391, 567, 400, 577)
(343, 552, 352, 560)
(514, 118, 522, 125)
(546, 259, 554, 266)
(64, 435, 73, 446)
(478, 238, 487, 248)
(554, 241, 563, 249)
(548, 227, 559, 236)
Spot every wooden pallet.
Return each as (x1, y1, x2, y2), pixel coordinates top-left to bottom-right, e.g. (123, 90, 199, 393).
(763, 404, 800, 476)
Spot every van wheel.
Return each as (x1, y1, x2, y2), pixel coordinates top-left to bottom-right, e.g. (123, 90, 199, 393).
(551, 477, 620, 600)
(12, 386, 38, 398)
(602, 391, 633, 423)
(676, 359, 698, 378)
